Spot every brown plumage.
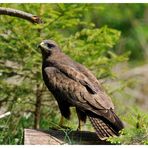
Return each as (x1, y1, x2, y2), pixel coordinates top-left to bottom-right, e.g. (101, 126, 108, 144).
(39, 40, 124, 140)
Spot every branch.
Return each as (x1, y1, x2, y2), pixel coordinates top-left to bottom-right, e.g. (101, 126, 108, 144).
(0, 7, 43, 24)
(0, 112, 11, 119)
(34, 84, 44, 129)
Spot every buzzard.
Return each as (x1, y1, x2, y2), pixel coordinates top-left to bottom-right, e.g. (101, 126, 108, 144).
(39, 40, 124, 140)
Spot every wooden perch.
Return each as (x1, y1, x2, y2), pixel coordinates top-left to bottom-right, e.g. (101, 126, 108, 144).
(0, 7, 43, 24)
(24, 128, 111, 145)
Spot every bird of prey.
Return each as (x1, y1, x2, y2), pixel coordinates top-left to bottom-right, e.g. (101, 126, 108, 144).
(39, 40, 124, 140)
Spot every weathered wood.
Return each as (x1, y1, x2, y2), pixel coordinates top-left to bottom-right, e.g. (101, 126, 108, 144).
(24, 129, 65, 145)
(24, 128, 111, 145)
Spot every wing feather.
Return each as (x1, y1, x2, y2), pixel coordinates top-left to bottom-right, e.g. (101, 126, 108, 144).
(44, 66, 116, 124)
(52, 63, 98, 94)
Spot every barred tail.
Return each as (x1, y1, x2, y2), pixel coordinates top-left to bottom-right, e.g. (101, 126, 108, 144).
(89, 114, 124, 140)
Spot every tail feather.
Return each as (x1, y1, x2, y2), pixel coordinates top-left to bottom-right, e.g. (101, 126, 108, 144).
(89, 117, 116, 140)
(89, 113, 124, 140)
(91, 117, 106, 138)
(110, 110, 124, 132)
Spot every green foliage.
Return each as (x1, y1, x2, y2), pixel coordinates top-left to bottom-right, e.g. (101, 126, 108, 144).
(0, 4, 147, 144)
(107, 108, 148, 145)
(63, 26, 128, 78)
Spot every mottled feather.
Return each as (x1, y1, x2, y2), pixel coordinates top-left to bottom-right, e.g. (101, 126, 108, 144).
(39, 40, 124, 140)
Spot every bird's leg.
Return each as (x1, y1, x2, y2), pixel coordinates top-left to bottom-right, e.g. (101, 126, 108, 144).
(76, 107, 87, 131)
(77, 119, 85, 131)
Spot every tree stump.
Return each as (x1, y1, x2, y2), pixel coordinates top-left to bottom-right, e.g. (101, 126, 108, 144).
(24, 128, 111, 145)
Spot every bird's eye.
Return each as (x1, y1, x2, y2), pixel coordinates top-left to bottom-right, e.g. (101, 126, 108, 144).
(47, 43, 55, 48)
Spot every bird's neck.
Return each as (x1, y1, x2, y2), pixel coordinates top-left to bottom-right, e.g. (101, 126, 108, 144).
(42, 51, 60, 68)
(42, 51, 74, 70)
(42, 57, 52, 68)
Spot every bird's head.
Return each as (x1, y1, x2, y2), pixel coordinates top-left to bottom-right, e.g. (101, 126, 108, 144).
(38, 40, 60, 56)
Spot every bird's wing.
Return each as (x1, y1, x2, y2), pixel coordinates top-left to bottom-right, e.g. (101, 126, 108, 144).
(52, 63, 99, 94)
(51, 62, 114, 109)
(44, 66, 115, 123)
(76, 62, 103, 90)
(44, 65, 113, 110)
(76, 62, 115, 109)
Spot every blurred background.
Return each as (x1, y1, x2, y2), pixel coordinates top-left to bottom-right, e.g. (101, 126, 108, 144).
(0, 4, 147, 144)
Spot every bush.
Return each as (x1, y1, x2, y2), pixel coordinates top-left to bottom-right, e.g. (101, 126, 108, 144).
(0, 4, 147, 144)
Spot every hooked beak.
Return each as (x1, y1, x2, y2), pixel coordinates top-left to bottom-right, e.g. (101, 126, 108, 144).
(38, 42, 45, 49)
(38, 42, 49, 51)
(38, 42, 50, 54)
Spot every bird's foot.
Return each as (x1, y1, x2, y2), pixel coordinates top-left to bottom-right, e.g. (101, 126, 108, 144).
(77, 120, 85, 131)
